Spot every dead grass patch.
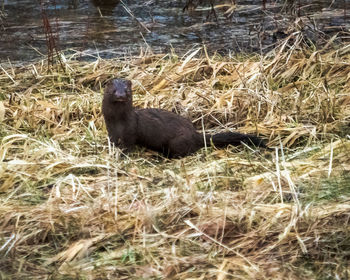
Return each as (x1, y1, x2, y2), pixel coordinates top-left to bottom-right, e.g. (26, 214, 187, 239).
(0, 34, 349, 279)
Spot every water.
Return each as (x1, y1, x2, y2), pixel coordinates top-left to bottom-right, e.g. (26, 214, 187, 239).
(0, 0, 348, 65)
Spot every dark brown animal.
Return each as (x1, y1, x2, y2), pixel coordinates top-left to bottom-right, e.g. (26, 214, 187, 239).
(102, 78, 266, 158)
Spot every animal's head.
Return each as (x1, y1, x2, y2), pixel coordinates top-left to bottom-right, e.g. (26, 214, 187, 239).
(104, 78, 132, 103)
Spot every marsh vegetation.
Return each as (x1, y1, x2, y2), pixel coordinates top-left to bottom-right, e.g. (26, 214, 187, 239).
(0, 1, 349, 279)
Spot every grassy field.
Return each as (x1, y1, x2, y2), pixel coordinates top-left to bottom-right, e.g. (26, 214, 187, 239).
(0, 34, 350, 279)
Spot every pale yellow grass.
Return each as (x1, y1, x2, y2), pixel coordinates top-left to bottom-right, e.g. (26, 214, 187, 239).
(0, 34, 349, 279)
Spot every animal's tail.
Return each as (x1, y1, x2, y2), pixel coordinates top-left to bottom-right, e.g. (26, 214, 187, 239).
(204, 132, 266, 148)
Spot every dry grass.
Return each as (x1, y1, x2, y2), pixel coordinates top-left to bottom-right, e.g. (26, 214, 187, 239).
(0, 34, 350, 279)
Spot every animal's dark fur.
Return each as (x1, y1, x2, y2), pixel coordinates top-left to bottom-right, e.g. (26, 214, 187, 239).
(102, 78, 266, 158)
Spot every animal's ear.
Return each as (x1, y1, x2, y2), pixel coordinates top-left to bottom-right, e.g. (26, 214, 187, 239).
(104, 79, 112, 90)
(127, 80, 132, 88)
(104, 79, 113, 88)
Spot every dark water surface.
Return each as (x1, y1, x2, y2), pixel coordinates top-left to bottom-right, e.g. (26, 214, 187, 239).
(0, 0, 348, 65)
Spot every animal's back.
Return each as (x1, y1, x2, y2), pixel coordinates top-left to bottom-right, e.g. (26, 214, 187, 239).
(135, 108, 201, 155)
